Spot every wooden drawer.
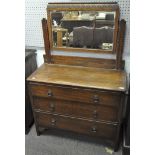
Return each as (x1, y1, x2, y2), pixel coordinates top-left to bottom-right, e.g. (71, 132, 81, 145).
(30, 84, 121, 107)
(35, 112, 118, 140)
(95, 105, 119, 122)
(33, 97, 119, 122)
(33, 98, 73, 116)
(71, 102, 119, 122)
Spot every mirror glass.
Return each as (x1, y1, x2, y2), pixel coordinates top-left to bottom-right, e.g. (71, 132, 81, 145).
(51, 11, 115, 51)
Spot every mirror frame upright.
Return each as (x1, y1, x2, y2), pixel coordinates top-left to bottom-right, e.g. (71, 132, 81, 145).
(46, 2, 120, 54)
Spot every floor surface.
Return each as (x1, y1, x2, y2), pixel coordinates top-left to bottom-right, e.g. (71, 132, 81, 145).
(25, 125, 122, 155)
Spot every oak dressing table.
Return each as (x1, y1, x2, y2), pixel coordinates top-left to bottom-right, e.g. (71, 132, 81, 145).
(27, 2, 127, 151)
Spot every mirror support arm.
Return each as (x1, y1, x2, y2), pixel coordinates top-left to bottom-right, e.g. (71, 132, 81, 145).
(42, 18, 51, 63)
(116, 19, 126, 70)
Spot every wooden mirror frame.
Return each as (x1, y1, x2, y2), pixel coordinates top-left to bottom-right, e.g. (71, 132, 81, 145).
(47, 2, 120, 54)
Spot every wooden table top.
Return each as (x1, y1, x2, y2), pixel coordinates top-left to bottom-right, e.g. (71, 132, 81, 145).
(27, 63, 127, 92)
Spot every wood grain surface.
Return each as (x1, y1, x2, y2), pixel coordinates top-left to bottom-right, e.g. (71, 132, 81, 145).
(27, 63, 126, 91)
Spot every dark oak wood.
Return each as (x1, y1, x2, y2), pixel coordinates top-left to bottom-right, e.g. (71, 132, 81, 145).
(27, 63, 126, 91)
(116, 19, 126, 69)
(27, 2, 127, 152)
(35, 112, 118, 140)
(29, 84, 121, 107)
(42, 18, 51, 63)
(27, 63, 126, 151)
(43, 54, 125, 69)
(32, 97, 120, 123)
(27, 82, 41, 136)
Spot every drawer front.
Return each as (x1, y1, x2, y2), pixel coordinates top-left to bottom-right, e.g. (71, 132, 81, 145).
(32, 97, 72, 114)
(95, 105, 119, 122)
(33, 97, 95, 119)
(32, 97, 119, 122)
(35, 112, 117, 140)
(30, 84, 121, 107)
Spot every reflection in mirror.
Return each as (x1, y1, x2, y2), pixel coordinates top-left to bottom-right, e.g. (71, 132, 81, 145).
(51, 11, 115, 51)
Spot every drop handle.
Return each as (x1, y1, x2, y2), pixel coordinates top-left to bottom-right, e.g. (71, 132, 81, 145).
(47, 89, 53, 97)
(91, 126, 97, 133)
(51, 119, 56, 126)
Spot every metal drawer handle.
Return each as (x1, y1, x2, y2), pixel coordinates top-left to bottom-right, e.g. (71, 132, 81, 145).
(91, 126, 97, 133)
(51, 119, 56, 126)
(50, 103, 55, 112)
(93, 110, 98, 118)
(93, 95, 99, 103)
(47, 89, 53, 97)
